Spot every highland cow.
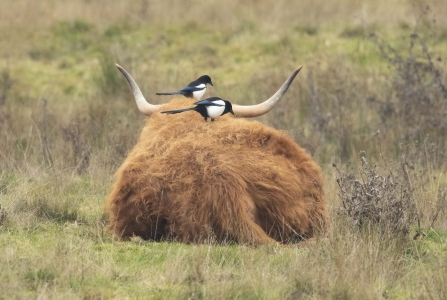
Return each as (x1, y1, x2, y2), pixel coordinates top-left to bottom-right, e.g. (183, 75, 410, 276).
(106, 65, 328, 245)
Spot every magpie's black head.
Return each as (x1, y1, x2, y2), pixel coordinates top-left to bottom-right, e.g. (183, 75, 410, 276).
(224, 100, 235, 116)
(198, 75, 213, 86)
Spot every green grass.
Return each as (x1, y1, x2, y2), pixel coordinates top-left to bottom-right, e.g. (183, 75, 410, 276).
(1, 0, 447, 298)
(1, 215, 446, 299)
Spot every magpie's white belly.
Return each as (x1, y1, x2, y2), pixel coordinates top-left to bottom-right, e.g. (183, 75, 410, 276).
(192, 86, 206, 100)
(206, 103, 225, 119)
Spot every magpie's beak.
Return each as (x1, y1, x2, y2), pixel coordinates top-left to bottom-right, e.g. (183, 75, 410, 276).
(230, 110, 235, 116)
(210, 81, 214, 86)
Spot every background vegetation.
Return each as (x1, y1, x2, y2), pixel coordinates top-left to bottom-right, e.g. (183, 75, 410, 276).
(1, 0, 446, 298)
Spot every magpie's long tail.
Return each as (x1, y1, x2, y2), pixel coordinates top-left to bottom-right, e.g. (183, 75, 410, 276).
(156, 91, 182, 96)
(161, 107, 196, 115)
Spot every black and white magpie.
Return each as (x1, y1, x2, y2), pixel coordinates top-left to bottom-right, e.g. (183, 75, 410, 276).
(161, 97, 235, 122)
(156, 75, 213, 101)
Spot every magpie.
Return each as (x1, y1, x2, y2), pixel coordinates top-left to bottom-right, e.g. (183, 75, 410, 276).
(161, 97, 235, 122)
(156, 75, 213, 101)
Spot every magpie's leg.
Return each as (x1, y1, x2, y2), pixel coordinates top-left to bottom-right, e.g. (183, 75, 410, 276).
(211, 118, 215, 122)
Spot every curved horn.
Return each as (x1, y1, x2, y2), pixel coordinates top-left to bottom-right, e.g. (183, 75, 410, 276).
(232, 66, 303, 118)
(115, 64, 161, 116)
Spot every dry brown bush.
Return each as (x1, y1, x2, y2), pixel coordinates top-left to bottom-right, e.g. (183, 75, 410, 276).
(334, 141, 447, 239)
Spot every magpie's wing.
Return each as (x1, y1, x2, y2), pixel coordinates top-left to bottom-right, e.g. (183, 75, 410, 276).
(194, 99, 224, 106)
(180, 85, 204, 92)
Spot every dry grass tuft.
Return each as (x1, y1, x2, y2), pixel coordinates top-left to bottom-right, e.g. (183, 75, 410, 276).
(334, 153, 418, 236)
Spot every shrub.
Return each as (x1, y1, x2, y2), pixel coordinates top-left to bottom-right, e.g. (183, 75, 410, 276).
(334, 153, 418, 236)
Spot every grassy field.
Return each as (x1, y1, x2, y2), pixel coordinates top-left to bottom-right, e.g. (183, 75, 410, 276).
(1, 0, 447, 299)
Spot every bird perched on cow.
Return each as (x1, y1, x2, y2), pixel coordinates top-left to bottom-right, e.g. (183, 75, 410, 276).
(156, 75, 213, 101)
(161, 96, 235, 122)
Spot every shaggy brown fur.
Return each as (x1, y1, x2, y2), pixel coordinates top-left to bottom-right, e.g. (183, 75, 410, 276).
(106, 98, 327, 245)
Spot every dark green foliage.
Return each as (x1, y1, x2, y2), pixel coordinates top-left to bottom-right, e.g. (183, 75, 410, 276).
(25, 268, 56, 290)
(95, 51, 129, 97)
(339, 26, 365, 39)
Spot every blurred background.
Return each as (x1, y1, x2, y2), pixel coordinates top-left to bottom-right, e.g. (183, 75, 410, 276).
(1, 0, 446, 170)
(1, 0, 446, 227)
(1, 0, 447, 167)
